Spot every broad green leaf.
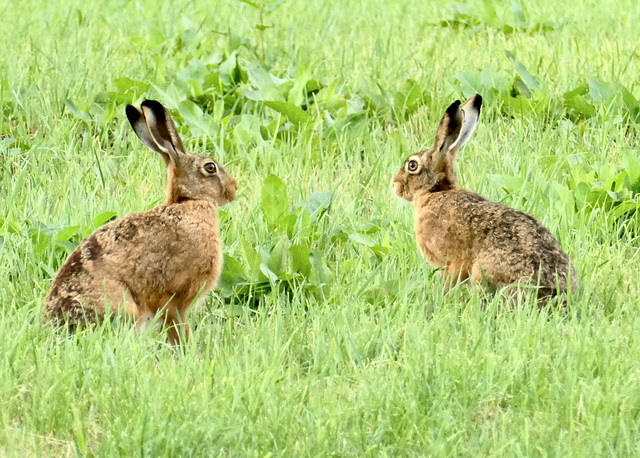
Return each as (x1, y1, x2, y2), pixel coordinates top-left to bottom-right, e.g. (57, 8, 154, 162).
(563, 85, 589, 99)
(482, 0, 498, 24)
(236, 114, 265, 143)
(28, 227, 49, 259)
(511, 0, 527, 27)
(178, 100, 218, 136)
(613, 83, 640, 116)
(93, 211, 117, 228)
(278, 213, 298, 238)
(204, 72, 224, 94)
(213, 99, 225, 123)
(309, 250, 333, 285)
(323, 112, 366, 137)
(259, 264, 279, 282)
(54, 240, 78, 254)
(261, 174, 289, 227)
(621, 151, 640, 193)
(369, 243, 390, 259)
(504, 50, 540, 92)
(292, 207, 312, 239)
(187, 79, 204, 98)
(264, 101, 311, 125)
(246, 61, 285, 101)
(588, 77, 615, 103)
(563, 94, 595, 120)
(218, 52, 238, 86)
(315, 84, 348, 113)
(288, 64, 311, 107)
(150, 84, 184, 110)
(145, 27, 166, 49)
(290, 245, 312, 277)
(512, 77, 532, 98)
(489, 174, 525, 193)
(480, 67, 509, 92)
(551, 182, 575, 214)
(0, 217, 22, 234)
(294, 190, 334, 223)
(348, 232, 375, 247)
(178, 99, 204, 120)
(456, 71, 483, 98)
(445, 2, 474, 17)
(612, 201, 638, 219)
(177, 59, 209, 83)
(65, 99, 92, 123)
(268, 235, 290, 274)
(563, 86, 595, 120)
(54, 225, 79, 242)
(220, 255, 247, 284)
(114, 77, 150, 97)
(240, 238, 262, 274)
(403, 81, 423, 110)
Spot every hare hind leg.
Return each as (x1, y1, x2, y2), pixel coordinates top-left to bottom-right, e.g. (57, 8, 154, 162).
(469, 262, 492, 289)
(97, 278, 150, 324)
(469, 263, 557, 308)
(100, 279, 165, 336)
(442, 262, 471, 292)
(164, 306, 191, 346)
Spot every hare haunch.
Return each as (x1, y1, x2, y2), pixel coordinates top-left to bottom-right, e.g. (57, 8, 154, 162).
(45, 100, 237, 343)
(393, 94, 577, 302)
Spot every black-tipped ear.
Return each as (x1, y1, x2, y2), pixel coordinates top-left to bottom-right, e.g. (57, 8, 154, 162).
(140, 100, 185, 155)
(125, 104, 142, 127)
(140, 100, 167, 123)
(126, 104, 171, 165)
(449, 94, 482, 152)
(445, 100, 462, 119)
(472, 94, 483, 110)
(434, 100, 464, 153)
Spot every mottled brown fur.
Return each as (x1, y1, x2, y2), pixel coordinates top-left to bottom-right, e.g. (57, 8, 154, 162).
(45, 100, 237, 343)
(393, 95, 577, 303)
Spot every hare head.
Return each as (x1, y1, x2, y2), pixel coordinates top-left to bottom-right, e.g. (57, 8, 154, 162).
(126, 100, 237, 206)
(394, 94, 482, 201)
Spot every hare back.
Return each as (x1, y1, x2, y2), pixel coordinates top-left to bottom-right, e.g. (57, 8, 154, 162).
(414, 189, 577, 292)
(45, 200, 222, 323)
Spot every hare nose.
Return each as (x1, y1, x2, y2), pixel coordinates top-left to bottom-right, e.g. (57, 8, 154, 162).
(224, 179, 238, 202)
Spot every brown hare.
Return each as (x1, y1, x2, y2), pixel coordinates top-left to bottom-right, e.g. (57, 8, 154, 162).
(45, 100, 237, 343)
(393, 94, 577, 303)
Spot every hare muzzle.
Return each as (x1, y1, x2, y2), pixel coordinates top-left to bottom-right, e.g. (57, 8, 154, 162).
(224, 178, 237, 204)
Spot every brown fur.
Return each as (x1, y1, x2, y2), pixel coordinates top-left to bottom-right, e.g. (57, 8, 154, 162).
(393, 95, 577, 302)
(45, 100, 237, 343)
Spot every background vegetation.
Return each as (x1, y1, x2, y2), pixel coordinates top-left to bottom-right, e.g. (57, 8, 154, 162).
(1, 0, 640, 455)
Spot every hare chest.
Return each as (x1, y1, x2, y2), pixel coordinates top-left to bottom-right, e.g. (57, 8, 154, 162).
(113, 202, 222, 312)
(413, 191, 480, 270)
(157, 212, 221, 297)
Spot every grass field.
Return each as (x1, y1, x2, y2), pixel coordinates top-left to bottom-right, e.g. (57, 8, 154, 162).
(2, 0, 640, 455)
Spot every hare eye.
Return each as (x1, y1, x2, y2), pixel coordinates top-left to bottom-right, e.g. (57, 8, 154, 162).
(203, 162, 217, 174)
(407, 160, 419, 173)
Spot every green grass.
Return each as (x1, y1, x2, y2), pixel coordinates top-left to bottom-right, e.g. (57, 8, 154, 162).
(2, 0, 640, 455)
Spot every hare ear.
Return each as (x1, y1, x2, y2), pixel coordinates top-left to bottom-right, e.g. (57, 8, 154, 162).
(126, 105, 164, 152)
(449, 94, 482, 155)
(140, 100, 185, 163)
(126, 103, 174, 166)
(431, 94, 482, 186)
(140, 100, 185, 153)
(433, 94, 482, 157)
(433, 100, 464, 155)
